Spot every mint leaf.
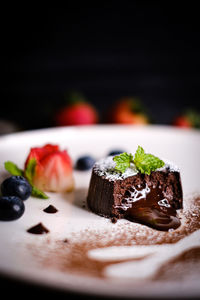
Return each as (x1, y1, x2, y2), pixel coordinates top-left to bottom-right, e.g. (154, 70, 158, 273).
(133, 145, 145, 162)
(31, 186, 49, 199)
(113, 152, 133, 173)
(24, 158, 37, 183)
(4, 161, 24, 176)
(24, 158, 49, 199)
(113, 146, 165, 175)
(133, 146, 164, 175)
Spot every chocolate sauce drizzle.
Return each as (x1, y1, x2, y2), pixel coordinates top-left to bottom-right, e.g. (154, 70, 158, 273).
(27, 222, 49, 234)
(43, 205, 58, 214)
(119, 185, 181, 231)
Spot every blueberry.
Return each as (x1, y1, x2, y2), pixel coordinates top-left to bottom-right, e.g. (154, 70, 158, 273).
(0, 196, 25, 221)
(75, 156, 95, 170)
(108, 149, 125, 156)
(1, 176, 32, 201)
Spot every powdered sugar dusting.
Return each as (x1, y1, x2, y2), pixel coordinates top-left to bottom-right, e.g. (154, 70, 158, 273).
(157, 158, 180, 172)
(93, 156, 138, 180)
(93, 156, 180, 181)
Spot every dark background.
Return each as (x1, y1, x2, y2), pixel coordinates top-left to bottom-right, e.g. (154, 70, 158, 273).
(1, 2, 200, 131)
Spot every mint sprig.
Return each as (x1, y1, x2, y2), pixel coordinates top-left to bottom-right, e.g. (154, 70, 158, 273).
(113, 146, 165, 175)
(31, 185, 49, 199)
(4, 160, 49, 199)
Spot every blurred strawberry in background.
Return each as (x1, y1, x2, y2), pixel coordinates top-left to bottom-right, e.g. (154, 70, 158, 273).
(109, 97, 149, 125)
(55, 92, 98, 126)
(173, 109, 200, 129)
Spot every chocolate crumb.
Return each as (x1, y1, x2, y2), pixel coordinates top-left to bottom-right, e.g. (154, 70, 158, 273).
(63, 239, 69, 243)
(43, 205, 58, 214)
(27, 222, 49, 234)
(111, 217, 118, 224)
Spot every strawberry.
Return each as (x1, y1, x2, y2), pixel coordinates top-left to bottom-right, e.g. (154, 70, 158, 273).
(109, 98, 149, 124)
(25, 144, 60, 166)
(173, 110, 200, 129)
(55, 92, 98, 126)
(55, 103, 98, 126)
(25, 144, 74, 192)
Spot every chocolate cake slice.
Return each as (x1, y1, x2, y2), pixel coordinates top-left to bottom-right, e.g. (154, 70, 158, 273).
(87, 156, 183, 231)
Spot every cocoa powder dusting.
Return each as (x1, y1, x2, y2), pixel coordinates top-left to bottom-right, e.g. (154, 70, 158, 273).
(27, 196, 200, 280)
(154, 247, 200, 281)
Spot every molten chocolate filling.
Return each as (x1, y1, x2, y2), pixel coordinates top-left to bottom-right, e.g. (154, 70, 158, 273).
(119, 185, 181, 231)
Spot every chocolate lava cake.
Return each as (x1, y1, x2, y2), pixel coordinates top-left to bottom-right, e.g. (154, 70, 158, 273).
(87, 156, 183, 231)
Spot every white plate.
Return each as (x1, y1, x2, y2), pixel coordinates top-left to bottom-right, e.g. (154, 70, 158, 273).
(0, 125, 200, 298)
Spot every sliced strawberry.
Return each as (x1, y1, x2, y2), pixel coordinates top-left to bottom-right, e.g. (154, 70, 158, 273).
(25, 144, 74, 192)
(25, 144, 59, 168)
(33, 151, 74, 192)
